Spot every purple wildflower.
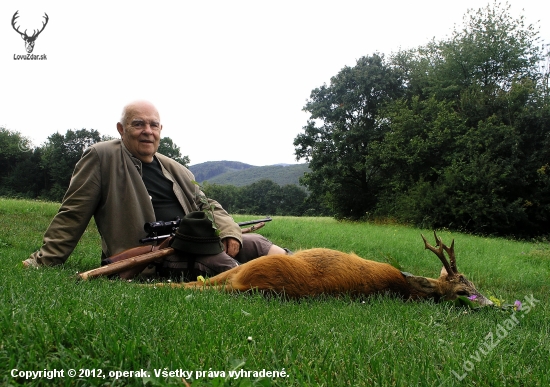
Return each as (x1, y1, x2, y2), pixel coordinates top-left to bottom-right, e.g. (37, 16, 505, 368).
(514, 300, 522, 311)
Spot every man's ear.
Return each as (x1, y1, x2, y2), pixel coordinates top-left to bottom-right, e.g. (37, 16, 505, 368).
(116, 122, 124, 137)
(405, 275, 438, 294)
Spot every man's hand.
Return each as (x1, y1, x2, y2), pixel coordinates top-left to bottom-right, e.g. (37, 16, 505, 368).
(22, 258, 39, 268)
(222, 237, 241, 257)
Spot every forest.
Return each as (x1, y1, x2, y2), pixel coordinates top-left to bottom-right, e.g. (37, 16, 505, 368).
(294, 3, 549, 238)
(1, 3, 549, 237)
(0, 128, 318, 217)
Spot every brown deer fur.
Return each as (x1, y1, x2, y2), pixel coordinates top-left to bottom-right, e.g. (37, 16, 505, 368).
(162, 233, 493, 306)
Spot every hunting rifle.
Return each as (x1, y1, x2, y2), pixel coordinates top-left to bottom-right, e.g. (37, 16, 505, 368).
(140, 216, 272, 243)
(77, 217, 272, 280)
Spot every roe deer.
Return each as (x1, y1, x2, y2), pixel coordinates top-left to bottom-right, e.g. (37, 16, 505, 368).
(164, 232, 494, 306)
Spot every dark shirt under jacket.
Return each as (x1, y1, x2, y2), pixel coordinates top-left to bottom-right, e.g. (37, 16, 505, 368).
(141, 157, 186, 222)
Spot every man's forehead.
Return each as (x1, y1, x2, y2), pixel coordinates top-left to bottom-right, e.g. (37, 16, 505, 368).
(126, 108, 160, 122)
(131, 118, 160, 123)
(124, 100, 160, 118)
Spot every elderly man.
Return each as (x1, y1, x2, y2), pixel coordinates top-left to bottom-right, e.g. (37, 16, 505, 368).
(24, 100, 286, 278)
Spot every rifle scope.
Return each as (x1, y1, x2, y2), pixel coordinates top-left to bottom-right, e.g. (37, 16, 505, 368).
(143, 218, 181, 235)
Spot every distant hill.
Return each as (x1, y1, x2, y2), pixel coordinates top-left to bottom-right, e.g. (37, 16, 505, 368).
(188, 161, 254, 182)
(189, 161, 310, 187)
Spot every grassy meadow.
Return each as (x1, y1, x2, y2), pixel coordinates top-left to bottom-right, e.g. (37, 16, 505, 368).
(0, 198, 549, 386)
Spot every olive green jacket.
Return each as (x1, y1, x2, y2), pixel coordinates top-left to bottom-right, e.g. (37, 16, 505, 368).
(28, 139, 241, 266)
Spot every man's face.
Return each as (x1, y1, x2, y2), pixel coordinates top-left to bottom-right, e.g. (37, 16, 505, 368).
(117, 102, 162, 163)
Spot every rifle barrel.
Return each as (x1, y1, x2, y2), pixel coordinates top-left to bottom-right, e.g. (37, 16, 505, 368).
(237, 217, 272, 227)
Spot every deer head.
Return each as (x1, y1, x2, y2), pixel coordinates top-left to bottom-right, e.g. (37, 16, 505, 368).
(12, 11, 49, 53)
(403, 231, 494, 306)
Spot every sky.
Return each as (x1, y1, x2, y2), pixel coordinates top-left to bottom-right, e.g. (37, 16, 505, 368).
(1, 0, 549, 166)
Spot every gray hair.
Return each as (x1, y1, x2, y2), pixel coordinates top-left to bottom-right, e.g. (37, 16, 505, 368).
(118, 100, 160, 127)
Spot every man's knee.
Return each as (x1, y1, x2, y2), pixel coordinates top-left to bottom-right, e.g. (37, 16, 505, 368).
(267, 245, 287, 255)
(237, 233, 273, 263)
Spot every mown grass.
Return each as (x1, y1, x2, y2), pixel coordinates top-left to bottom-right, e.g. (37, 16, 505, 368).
(1, 198, 549, 386)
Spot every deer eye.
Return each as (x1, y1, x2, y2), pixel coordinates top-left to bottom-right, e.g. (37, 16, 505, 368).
(456, 290, 469, 296)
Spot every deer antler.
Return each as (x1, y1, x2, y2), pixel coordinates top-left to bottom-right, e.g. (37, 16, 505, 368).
(33, 13, 49, 39)
(421, 231, 456, 277)
(440, 236, 458, 274)
(11, 11, 49, 39)
(11, 11, 24, 37)
(29, 13, 49, 39)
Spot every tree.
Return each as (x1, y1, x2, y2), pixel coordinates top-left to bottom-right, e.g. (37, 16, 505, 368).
(238, 179, 283, 215)
(3, 148, 44, 197)
(40, 129, 103, 200)
(295, 2, 550, 236)
(0, 128, 40, 196)
(277, 184, 308, 216)
(410, 2, 543, 121)
(202, 180, 312, 216)
(365, 96, 467, 216)
(387, 117, 528, 235)
(0, 128, 31, 176)
(372, 2, 550, 236)
(201, 182, 240, 214)
(294, 54, 405, 219)
(158, 137, 190, 167)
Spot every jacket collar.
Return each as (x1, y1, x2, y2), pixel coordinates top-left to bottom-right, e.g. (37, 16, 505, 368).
(120, 140, 164, 176)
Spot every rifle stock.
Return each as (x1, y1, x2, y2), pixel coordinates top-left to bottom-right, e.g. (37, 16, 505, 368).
(78, 248, 176, 280)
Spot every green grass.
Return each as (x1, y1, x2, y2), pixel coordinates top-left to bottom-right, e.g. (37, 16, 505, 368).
(1, 198, 549, 386)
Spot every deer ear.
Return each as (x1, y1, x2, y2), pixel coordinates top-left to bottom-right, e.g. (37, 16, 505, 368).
(405, 275, 438, 294)
(440, 266, 449, 277)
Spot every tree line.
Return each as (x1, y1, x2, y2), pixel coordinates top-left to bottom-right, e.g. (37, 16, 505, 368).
(293, 2, 550, 238)
(201, 179, 327, 217)
(0, 128, 188, 202)
(0, 128, 324, 216)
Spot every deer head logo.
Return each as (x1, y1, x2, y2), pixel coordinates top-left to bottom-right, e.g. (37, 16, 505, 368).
(11, 11, 49, 54)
